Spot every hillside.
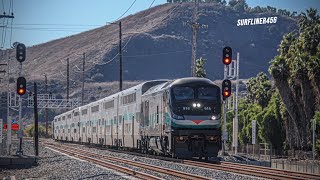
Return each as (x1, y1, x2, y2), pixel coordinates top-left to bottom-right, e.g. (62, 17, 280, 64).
(0, 2, 298, 81)
(0, 2, 299, 108)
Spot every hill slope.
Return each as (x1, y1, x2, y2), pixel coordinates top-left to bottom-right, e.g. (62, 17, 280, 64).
(1, 2, 298, 87)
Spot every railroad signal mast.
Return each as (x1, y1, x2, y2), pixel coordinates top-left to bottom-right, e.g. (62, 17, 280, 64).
(15, 43, 27, 155)
(221, 46, 240, 155)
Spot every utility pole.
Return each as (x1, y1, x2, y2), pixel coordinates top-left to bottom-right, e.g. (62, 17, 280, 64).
(119, 21, 123, 92)
(44, 74, 48, 137)
(191, 0, 199, 77)
(33, 82, 39, 156)
(67, 58, 69, 102)
(82, 53, 85, 105)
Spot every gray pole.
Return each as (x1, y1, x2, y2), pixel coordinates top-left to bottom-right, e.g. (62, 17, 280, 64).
(45, 74, 48, 137)
(222, 64, 228, 155)
(234, 52, 240, 154)
(82, 53, 85, 105)
(223, 100, 227, 155)
(17, 63, 23, 155)
(191, 0, 199, 77)
(67, 58, 69, 102)
(119, 22, 122, 92)
(34, 82, 39, 156)
(313, 119, 316, 161)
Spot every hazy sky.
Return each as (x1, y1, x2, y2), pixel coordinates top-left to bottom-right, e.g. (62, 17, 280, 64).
(0, 0, 319, 49)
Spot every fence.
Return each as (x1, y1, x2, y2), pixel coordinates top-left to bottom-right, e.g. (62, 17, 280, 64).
(226, 143, 320, 174)
(272, 159, 320, 174)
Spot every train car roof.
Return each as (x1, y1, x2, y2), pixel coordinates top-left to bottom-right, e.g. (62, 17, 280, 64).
(143, 81, 170, 95)
(170, 77, 217, 87)
(70, 79, 169, 109)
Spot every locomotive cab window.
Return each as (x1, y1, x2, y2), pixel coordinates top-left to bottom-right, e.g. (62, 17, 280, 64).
(173, 87, 194, 100)
(198, 87, 219, 100)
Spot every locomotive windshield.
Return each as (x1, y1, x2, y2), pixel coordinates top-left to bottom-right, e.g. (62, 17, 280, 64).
(173, 87, 194, 100)
(171, 85, 221, 117)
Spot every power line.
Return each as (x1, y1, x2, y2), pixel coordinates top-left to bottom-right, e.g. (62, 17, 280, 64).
(12, 23, 102, 27)
(113, 0, 137, 22)
(123, 49, 191, 58)
(4, 26, 89, 32)
(91, 1, 183, 66)
(9, 26, 95, 30)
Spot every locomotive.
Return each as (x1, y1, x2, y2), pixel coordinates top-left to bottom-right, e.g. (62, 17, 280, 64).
(52, 77, 222, 159)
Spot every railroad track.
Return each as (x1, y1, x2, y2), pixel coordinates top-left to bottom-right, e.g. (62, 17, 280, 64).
(182, 160, 319, 180)
(90, 144, 320, 179)
(220, 161, 319, 179)
(45, 143, 211, 180)
(51, 142, 320, 179)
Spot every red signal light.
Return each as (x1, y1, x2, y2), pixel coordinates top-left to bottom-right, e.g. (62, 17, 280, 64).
(17, 77, 26, 96)
(223, 58, 231, 65)
(18, 88, 25, 95)
(223, 90, 230, 97)
(222, 79, 232, 100)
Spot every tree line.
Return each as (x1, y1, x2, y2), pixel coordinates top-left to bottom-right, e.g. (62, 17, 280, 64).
(194, 8, 320, 156)
(223, 8, 320, 156)
(167, 0, 297, 17)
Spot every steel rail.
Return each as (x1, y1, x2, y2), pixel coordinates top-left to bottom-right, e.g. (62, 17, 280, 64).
(46, 143, 211, 180)
(182, 160, 319, 180)
(48, 141, 320, 179)
(220, 161, 319, 180)
(46, 144, 162, 180)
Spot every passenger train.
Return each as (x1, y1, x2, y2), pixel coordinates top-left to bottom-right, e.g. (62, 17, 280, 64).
(52, 77, 222, 159)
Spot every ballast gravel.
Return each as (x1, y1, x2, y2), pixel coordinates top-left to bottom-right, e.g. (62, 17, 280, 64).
(0, 140, 135, 180)
(0, 139, 263, 179)
(62, 142, 263, 180)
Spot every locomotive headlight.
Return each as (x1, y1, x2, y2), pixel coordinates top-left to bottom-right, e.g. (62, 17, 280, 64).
(196, 103, 201, 107)
(193, 103, 196, 107)
(179, 136, 184, 140)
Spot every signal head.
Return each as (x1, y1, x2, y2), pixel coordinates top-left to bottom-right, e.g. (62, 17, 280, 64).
(17, 77, 26, 96)
(222, 46, 232, 65)
(222, 79, 231, 100)
(16, 43, 26, 63)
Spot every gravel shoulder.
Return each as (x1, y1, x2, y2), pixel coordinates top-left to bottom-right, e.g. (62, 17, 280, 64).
(0, 140, 134, 180)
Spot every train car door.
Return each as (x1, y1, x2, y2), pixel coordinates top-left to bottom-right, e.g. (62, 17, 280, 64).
(132, 115, 135, 147)
(122, 115, 125, 146)
(143, 100, 149, 133)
